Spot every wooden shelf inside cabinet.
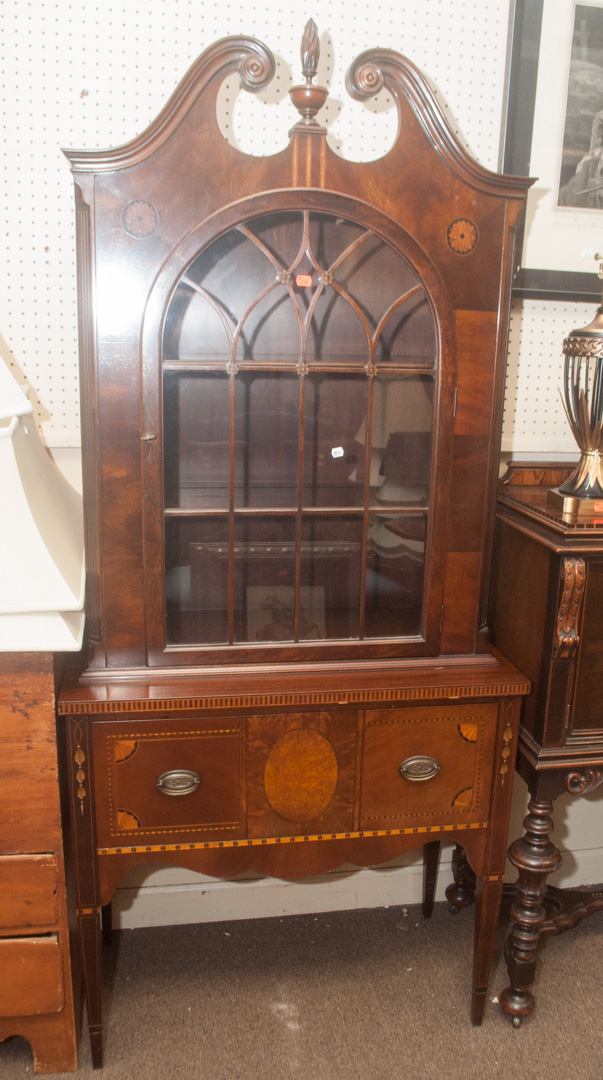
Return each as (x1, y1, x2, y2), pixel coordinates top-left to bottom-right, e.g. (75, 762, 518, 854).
(61, 20, 532, 1066)
(489, 462, 603, 1025)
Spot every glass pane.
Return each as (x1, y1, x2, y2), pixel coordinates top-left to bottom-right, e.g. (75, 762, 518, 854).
(302, 374, 368, 507)
(245, 211, 305, 272)
(365, 514, 426, 638)
(375, 291, 436, 365)
(164, 282, 232, 362)
(165, 517, 229, 645)
(235, 285, 302, 364)
(233, 517, 297, 643)
(370, 374, 434, 508)
(189, 228, 275, 331)
(335, 232, 424, 337)
(308, 212, 367, 268)
(300, 516, 363, 639)
(234, 373, 299, 508)
(163, 371, 230, 509)
(305, 287, 370, 364)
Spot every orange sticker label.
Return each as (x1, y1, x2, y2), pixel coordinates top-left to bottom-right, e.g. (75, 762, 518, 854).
(295, 274, 313, 287)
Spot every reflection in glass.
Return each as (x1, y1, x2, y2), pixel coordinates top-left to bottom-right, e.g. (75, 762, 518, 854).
(233, 517, 297, 643)
(365, 514, 427, 638)
(370, 375, 434, 507)
(165, 516, 229, 645)
(164, 372, 230, 509)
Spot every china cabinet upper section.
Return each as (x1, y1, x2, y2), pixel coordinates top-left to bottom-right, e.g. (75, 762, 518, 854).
(65, 23, 531, 676)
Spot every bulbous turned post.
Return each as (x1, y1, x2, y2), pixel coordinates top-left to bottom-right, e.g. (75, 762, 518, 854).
(500, 796, 562, 1026)
(289, 19, 328, 131)
(445, 844, 476, 913)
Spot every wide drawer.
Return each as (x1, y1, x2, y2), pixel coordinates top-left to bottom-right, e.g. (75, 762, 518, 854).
(92, 718, 243, 847)
(0, 854, 58, 930)
(360, 704, 499, 828)
(0, 935, 64, 1015)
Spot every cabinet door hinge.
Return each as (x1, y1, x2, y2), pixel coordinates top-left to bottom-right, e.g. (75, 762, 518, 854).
(453, 387, 458, 418)
(440, 605, 445, 632)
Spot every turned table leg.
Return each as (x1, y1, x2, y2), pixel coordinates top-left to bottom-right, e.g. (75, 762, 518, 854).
(499, 793, 562, 1026)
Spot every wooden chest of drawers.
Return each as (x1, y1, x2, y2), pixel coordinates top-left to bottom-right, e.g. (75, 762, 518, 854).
(0, 654, 77, 1073)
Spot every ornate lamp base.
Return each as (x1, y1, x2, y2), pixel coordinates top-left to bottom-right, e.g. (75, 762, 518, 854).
(547, 486, 603, 519)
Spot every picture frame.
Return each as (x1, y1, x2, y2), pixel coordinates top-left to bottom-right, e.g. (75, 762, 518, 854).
(246, 585, 326, 642)
(501, 0, 603, 300)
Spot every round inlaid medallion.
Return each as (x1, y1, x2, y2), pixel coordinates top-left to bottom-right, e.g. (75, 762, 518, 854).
(123, 199, 158, 238)
(264, 729, 338, 822)
(446, 217, 478, 255)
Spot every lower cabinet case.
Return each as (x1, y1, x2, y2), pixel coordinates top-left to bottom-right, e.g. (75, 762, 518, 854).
(59, 660, 528, 1067)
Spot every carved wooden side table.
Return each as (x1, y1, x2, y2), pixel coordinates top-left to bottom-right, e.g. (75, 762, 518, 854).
(489, 462, 603, 1024)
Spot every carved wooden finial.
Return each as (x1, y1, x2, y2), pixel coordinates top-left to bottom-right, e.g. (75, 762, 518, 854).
(289, 20, 328, 130)
(300, 19, 320, 84)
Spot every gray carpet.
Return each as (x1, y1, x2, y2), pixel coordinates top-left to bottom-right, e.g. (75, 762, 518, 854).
(2, 902, 603, 1079)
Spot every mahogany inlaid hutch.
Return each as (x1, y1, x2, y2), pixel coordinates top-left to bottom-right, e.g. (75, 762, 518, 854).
(58, 24, 531, 1064)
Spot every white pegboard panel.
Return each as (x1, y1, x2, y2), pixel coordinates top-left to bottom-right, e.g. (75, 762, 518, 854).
(503, 300, 592, 458)
(0, 0, 571, 451)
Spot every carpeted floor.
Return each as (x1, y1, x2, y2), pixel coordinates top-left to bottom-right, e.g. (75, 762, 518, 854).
(2, 901, 603, 1079)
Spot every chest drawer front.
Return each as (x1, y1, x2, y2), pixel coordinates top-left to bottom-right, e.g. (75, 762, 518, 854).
(0, 855, 58, 930)
(360, 704, 499, 827)
(92, 719, 243, 846)
(247, 711, 359, 838)
(0, 935, 64, 1015)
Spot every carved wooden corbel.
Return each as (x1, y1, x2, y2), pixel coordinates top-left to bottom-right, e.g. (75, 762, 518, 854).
(553, 557, 586, 659)
(566, 768, 603, 796)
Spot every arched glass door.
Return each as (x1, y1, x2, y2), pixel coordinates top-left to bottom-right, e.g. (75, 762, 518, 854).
(161, 210, 438, 649)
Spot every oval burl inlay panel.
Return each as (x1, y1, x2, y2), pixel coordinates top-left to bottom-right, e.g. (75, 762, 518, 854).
(264, 729, 338, 822)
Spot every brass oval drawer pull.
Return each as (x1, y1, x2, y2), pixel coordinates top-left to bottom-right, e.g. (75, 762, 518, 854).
(399, 756, 440, 782)
(156, 769, 201, 796)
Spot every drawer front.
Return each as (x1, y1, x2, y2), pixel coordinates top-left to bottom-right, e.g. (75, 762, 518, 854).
(92, 719, 243, 847)
(0, 935, 64, 1015)
(360, 704, 499, 828)
(0, 855, 58, 930)
(247, 712, 358, 838)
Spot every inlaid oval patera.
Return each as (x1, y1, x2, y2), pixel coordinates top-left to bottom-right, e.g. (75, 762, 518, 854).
(264, 729, 338, 822)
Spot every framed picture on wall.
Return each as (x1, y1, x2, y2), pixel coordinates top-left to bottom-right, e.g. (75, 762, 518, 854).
(502, 0, 603, 300)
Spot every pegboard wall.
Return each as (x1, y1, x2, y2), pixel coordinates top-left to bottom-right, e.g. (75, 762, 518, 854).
(0, 0, 583, 456)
